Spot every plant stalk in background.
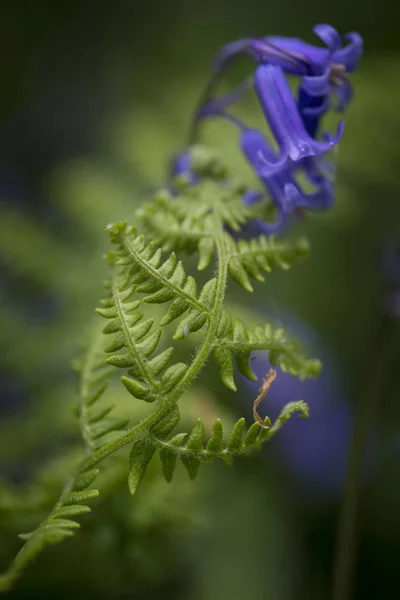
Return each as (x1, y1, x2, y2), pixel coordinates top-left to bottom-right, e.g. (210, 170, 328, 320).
(332, 246, 400, 600)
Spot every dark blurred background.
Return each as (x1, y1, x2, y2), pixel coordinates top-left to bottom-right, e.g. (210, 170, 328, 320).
(1, 1, 400, 599)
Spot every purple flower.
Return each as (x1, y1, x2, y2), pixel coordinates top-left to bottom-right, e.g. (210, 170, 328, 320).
(172, 25, 361, 239)
(254, 64, 343, 172)
(170, 150, 199, 186)
(265, 25, 362, 135)
(170, 129, 335, 237)
(199, 25, 362, 139)
(240, 129, 334, 235)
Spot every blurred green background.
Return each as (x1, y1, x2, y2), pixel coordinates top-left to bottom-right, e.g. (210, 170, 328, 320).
(1, 1, 400, 599)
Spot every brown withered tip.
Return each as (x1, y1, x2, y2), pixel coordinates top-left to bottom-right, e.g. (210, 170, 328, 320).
(253, 368, 276, 429)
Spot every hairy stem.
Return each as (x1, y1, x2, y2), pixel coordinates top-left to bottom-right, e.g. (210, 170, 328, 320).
(0, 216, 229, 591)
(170, 235, 229, 403)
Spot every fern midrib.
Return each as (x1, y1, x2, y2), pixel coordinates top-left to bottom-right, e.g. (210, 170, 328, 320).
(111, 277, 155, 390)
(1, 213, 232, 591)
(219, 339, 296, 354)
(92, 218, 229, 457)
(168, 222, 229, 403)
(150, 436, 262, 459)
(124, 236, 206, 313)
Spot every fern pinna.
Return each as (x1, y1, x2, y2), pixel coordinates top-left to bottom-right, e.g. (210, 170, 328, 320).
(0, 24, 361, 591)
(0, 150, 319, 591)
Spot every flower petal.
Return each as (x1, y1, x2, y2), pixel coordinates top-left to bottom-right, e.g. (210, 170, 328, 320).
(301, 179, 334, 210)
(301, 68, 331, 96)
(255, 65, 342, 163)
(313, 24, 342, 53)
(265, 36, 330, 75)
(331, 78, 353, 112)
(333, 32, 363, 72)
(255, 65, 315, 162)
(240, 128, 288, 178)
(298, 87, 330, 137)
(170, 151, 198, 185)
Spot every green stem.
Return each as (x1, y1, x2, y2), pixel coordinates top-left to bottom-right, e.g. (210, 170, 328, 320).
(332, 314, 396, 600)
(0, 219, 229, 591)
(0, 400, 168, 591)
(169, 232, 229, 403)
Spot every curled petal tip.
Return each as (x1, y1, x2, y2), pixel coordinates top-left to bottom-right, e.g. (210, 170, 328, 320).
(258, 148, 288, 176)
(313, 24, 342, 53)
(333, 31, 363, 72)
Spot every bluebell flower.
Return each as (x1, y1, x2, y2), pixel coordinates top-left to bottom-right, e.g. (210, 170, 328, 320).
(253, 64, 343, 171)
(170, 150, 199, 186)
(240, 129, 334, 235)
(197, 62, 343, 174)
(208, 24, 362, 136)
(170, 133, 333, 238)
(175, 25, 361, 237)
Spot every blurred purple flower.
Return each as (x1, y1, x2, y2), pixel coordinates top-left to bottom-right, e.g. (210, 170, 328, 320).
(170, 128, 334, 238)
(170, 151, 199, 186)
(205, 24, 362, 137)
(241, 129, 334, 235)
(173, 25, 361, 238)
(238, 312, 352, 498)
(253, 64, 343, 170)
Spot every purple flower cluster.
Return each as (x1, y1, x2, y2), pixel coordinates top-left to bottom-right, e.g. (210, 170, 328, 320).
(172, 25, 362, 236)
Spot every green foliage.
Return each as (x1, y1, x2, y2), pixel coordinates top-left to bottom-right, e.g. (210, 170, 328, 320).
(74, 330, 126, 450)
(0, 147, 320, 591)
(155, 401, 309, 481)
(213, 316, 322, 391)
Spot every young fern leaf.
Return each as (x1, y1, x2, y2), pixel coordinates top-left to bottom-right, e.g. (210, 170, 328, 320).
(153, 401, 309, 481)
(75, 328, 128, 450)
(128, 405, 181, 494)
(0, 465, 100, 593)
(138, 177, 254, 270)
(213, 314, 322, 390)
(102, 221, 218, 345)
(137, 189, 214, 253)
(0, 143, 321, 591)
(225, 233, 310, 292)
(0, 326, 120, 591)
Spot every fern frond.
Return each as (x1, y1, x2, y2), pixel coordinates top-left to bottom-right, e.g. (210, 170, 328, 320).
(0, 464, 100, 593)
(212, 313, 321, 391)
(0, 126, 323, 591)
(150, 401, 309, 481)
(75, 327, 128, 451)
(96, 223, 222, 393)
(138, 177, 253, 264)
(225, 233, 310, 292)
(137, 190, 213, 253)
(106, 221, 206, 313)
